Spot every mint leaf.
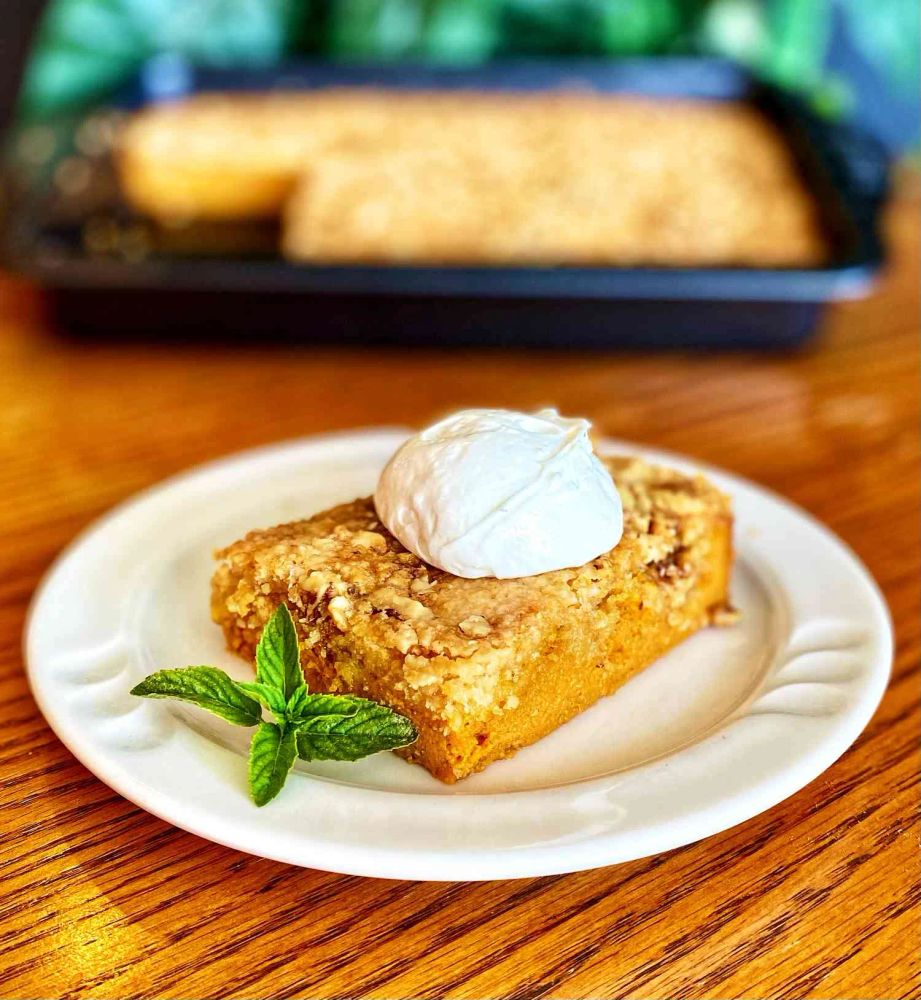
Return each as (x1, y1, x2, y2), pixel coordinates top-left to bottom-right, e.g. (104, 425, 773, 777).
(255, 604, 303, 702)
(234, 680, 288, 720)
(285, 685, 312, 720)
(295, 698, 417, 762)
(131, 667, 262, 727)
(288, 691, 362, 722)
(248, 722, 298, 806)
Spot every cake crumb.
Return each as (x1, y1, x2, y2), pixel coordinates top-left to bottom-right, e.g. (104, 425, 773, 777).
(458, 615, 492, 638)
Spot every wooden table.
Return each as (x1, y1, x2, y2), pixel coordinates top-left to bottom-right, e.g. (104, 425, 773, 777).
(1, 184, 918, 1000)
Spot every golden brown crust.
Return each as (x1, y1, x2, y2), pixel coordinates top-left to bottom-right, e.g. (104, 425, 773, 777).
(119, 89, 825, 266)
(282, 97, 824, 267)
(211, 456, 734, 782)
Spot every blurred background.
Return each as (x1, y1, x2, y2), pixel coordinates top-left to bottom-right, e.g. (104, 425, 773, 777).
(0, 0, 919, 356)
(6, 0, 919, 151)
(0, 0, 917, 350)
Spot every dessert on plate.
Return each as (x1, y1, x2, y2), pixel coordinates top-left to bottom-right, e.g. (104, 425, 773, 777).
(211, 410, 734, 783)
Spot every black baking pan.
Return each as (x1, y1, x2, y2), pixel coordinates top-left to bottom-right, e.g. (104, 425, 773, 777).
(1, 57, 889, 349)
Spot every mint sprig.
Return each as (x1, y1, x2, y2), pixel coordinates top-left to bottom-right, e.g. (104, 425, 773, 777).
(130, 604, 418, 805)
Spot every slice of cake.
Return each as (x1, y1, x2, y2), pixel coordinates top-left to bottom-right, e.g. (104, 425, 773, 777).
(211, 456, 732, 782)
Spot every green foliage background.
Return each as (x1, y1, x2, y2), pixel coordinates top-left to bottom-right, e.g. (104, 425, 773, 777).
(19, 0, 920, 123)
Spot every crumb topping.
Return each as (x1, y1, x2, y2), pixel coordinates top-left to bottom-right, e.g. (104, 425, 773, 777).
(212, 456, 730, 723)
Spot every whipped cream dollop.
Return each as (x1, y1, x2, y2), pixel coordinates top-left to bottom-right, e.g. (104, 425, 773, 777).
(374, 408, 623, 579)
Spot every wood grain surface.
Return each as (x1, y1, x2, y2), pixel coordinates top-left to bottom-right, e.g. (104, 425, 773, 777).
(1, 183, 918, 1000)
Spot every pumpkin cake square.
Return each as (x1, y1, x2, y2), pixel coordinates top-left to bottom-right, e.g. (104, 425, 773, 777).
(211, 456, 733, 783)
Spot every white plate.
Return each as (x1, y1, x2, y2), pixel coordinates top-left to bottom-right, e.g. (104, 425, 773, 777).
(25, 431, 892, 880)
